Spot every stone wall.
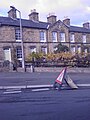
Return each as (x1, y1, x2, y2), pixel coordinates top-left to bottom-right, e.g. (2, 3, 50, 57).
(17, 67, 90, 73)
(0, 21, 90, 62)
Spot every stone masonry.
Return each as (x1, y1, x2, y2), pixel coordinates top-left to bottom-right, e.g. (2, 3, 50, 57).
(0, 7, 90, 64)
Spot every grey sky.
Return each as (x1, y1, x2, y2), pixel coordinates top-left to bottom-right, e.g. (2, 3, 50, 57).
(0, 0, 90, 26)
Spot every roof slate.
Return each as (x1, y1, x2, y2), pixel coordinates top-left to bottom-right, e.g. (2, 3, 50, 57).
(69, 26, 90, 33)
(0, 16, 49, 29)
(0, 16, 90, 33)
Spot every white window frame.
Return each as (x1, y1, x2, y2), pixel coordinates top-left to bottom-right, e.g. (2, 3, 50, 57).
(15, 29, 21, 42)
(60, 32, 65, 42)
(82, 35, 86, 43)
(53, 47, 57, 52)
(16, 47, 22, 60)
(41, 46, 47, 54)
(71, 46, 76, 53)
(30, 46, 36, 53)
(70, 33, 75, 42)
(77, 46, 81, 53)
(40, 31, 46, 42)
(84, 48, 87, 53)
(52, 32, 57, 42)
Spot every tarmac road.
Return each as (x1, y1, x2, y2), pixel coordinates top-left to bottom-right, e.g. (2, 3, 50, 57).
(0, 88, 90, 120)
(0, 72, 90, 120)
(0, 72, 90, 86)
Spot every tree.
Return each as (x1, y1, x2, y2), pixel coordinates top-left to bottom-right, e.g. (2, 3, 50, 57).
(27, 52, 44, 62)
(54, 43, 69, 53)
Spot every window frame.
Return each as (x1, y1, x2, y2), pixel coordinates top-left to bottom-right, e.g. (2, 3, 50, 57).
(41, 46, 47, 54)
(60, 32, 65, 42)
(70, 33, 75, 43)
(77, 46, 81, 53)
(52, 31, 57, 42)
(82, 34, 86, 43)
(16, 47, 22, 60)
(15, 28, 21, 42)
(71, 46, 76, 53)
(40, 31, 46, 42)
(30, 46, 36, 53)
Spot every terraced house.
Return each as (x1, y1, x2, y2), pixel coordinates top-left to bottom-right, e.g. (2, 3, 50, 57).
(0, 7, 90, 66)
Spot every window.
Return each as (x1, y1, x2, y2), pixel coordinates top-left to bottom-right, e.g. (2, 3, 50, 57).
(70, 33, 75, 42)
(52, 32, 57, 42)
(53, 46, 57, 52)
(40, 31, 46, 42)
(77, 46, 81, 53)
(15, 29, 21, 41)
(84, 49, 87, 53)
(30, 46, 36, 53)
(41, 46, 47, 54)
(16, 47, 22, 60)
(71, 46, 76, 53)
(82, 35, 86, 43)
(60, 32, 65, 42)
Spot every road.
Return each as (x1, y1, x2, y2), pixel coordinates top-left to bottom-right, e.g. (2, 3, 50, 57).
(0, 72, 90, 120)
(0, 88, 90, 120)
(0, 72, 90, 86)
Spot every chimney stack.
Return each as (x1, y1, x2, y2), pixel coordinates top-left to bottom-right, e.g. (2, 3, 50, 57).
(29, 9, 39, 21)
(47, 13, 57, 24)
(63, 18, 70, 26)
(8, 8, 17, 19)
(83, 22, 90, 29)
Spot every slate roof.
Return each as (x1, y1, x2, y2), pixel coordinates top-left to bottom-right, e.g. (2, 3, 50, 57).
(69, 26, 90, 33)
(0, 16, 49, 29)
(0, 16, 90, 33)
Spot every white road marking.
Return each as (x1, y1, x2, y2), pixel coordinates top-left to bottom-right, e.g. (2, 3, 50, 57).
(0, 85, 53, 89)
(0, 86, 26, 89)
(0, 84, 90, 91)
(3, 91, 22, 94)
(1, 83, 90, 94)
(77, 84, 90, 87)
(32, 88, 50, 92)
(6, 88, 21, 91)
(29, 85, 53, 88)
(3, 88, 22, 94)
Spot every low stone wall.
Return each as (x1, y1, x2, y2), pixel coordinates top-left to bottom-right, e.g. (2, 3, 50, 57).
(0, 67, 10, 72)
(0, 66, 90, 73)
(26, 67, 90, 73)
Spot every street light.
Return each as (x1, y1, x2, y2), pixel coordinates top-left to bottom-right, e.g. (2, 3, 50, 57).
(10, 6, 25, 71)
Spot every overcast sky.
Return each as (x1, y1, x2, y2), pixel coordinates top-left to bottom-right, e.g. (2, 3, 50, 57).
(0, 0, 90, 26)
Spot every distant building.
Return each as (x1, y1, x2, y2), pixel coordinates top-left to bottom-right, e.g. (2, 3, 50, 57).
(0, 7, 90, 64)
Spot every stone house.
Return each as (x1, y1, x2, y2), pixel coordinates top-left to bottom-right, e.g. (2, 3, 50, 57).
(0, 7, 90, 66)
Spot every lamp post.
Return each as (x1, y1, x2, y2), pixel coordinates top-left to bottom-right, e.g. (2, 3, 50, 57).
(10, 6, 25, 71)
